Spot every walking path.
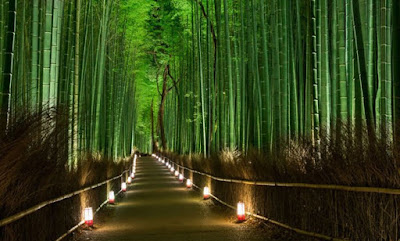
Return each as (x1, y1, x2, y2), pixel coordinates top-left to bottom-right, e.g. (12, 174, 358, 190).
(77, 156, 276, 241)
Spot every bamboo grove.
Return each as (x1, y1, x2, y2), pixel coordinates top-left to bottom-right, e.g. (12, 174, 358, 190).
(159, 0, 400, 156)
(0, 0, 137, 165)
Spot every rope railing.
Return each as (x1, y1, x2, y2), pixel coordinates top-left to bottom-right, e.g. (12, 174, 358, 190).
(0, 169, 130, 227)
(164, 157, 400, 195)
(156, 155, 349, 241)
(54, 188, 125, 241)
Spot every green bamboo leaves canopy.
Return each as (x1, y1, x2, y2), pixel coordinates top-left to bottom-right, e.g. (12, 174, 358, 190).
(0, 0, 399, 159)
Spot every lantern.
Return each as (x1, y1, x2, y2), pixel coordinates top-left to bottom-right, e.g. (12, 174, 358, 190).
(174, 170, 179, 177)
(84, 207, 94, 226)
(186, 179, 192, 188)
(170, 167, 175, 172)
(178, 174, 184, 182)
(203, 187, 210, 199)
(121, 182, 127, 192)
(237, 202, 246, 221)
(108, 191, 115, 204)
(127, 177, 132, 184)
(131, 172, 135, 179)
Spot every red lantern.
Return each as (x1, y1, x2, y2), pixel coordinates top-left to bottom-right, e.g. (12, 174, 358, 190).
(203, 187, 210, 199)
(84, 207, 94, 226)
(108, 191, 115, 204)
(121, 182, 127, 192)
(186, 179, 192, 188)
(237, 202, 246, 221)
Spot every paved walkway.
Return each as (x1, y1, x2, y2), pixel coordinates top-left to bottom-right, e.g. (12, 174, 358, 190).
(78, 156, 275, 241)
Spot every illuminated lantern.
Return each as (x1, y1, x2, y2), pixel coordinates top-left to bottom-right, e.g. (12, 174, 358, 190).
(131, 172, 135, 179)
(108, 191, 115, 204)
(170, 167, 175, 172)
(174, 170, 179, 177)
(127, 177, 132, 184)
(237, 202, 246, 221)
(186, 179, 192, 188)
(121, 182, 127, 192)
(203, 187, 210, 199)
(178, 174, 184, 182)
(84, 207, 94, 226)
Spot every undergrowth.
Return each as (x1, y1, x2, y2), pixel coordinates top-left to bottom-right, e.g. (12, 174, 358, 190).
(161, 125, 400, 240)
(0, 111, 129, 241)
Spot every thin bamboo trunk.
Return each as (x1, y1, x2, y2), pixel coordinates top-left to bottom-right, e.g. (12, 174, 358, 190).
(1, 0, 17, 131)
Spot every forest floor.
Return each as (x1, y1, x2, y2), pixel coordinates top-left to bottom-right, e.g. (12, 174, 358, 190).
(74, 157, 314, 241)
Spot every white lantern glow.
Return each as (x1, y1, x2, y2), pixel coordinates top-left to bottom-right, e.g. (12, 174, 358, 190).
(121, 182, 127, 192)
(127, 177, 132, 184)
(203, 187, 210, 199)
(178, 174, 184, 182)
(84, 207, 94, 226)
(170, 167, 174, 172)
(108, 191, 115, 204)
(174, 170, 179, 177)
(237, 202, 245, 221)
(186, 179, 192, 188)
(131, 172, 135, 179)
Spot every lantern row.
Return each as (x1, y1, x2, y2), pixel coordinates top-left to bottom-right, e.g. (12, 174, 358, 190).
(152, 154, 246, 222)
(85, 154, 139, 227)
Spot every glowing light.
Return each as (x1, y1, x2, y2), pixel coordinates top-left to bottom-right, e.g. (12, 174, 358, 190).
(178, 174, 184, 182)
(121, 182, 127, 192)
(203, 187, 210, 199)
(108, 191, 115, 204)
(186, 179, 192, 188)
(131, 172, 135, 179)
(237, 202, 246, 221)
(127, 177, 132, 184)
(170, 167, 175, 172)
(84, 207, 94, 226)
(174, 170, 179, 177)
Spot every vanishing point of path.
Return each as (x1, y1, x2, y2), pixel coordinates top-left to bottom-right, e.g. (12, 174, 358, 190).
(77, 156, 278, 241)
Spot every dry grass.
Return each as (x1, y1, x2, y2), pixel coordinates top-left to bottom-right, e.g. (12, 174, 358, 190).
(0, 111, 130, 241)
(161, 125, 400, 240)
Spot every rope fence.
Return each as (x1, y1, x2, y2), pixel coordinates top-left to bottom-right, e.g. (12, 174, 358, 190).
(54, 188, 125, 241)
(164, 157, 400, 195)
(158, 155, 400, 241)
(0, 169, 130, 228)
